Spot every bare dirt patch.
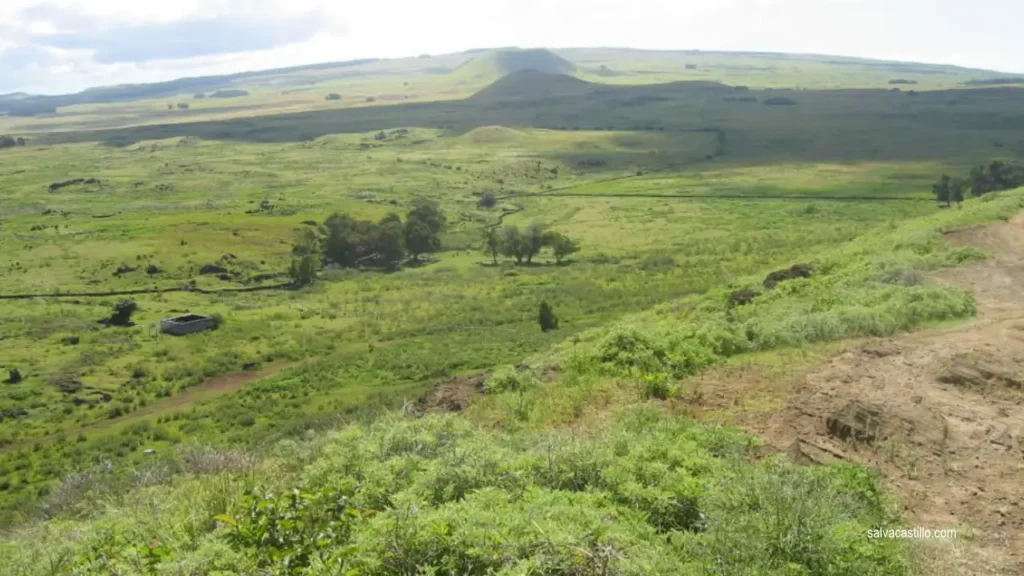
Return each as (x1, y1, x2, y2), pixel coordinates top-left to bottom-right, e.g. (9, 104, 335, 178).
(417, 372, 489, 413)
(689, 213, 1024, 574)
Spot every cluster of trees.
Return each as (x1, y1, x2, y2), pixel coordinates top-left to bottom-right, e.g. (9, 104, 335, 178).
(933, 161, 1024, 206)
(290, 200, 447, 285)
(0, 135, 26, 149)
(482, 224, 580, 265)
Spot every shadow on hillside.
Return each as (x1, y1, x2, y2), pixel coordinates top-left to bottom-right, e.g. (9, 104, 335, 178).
(37, 74, 1024, 166)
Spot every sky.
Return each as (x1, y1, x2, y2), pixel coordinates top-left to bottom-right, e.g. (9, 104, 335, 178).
(1, 0, 1022, 95)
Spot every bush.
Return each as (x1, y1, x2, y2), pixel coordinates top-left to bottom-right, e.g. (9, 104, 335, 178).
(484, 365, 538, 394)
(325, 93, 342, 101)
(108, 300, 138, 326)
(539, 301, 559, 332)
(478, 190, 497, 209)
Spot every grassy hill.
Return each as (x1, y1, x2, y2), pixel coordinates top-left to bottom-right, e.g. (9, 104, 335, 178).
(453, 48, 577, 81)
(2, 46, 1024, 574)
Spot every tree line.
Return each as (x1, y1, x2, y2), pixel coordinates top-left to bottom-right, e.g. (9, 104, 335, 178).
(289, 199, 447, 285)
(933, 160, 1024, 206)
(482, 223, 580, 265)
(0, 135, 26, 149)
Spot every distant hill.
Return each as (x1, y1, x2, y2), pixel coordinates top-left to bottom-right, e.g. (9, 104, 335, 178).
(454, 49, 577, 81)
(472, 70, 596, 101)
(0, 59, 379, 116)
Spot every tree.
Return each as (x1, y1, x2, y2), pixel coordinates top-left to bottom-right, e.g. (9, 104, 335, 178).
(289, 254, 320, 286)
(0, 135, 16, 149)
(325, 93, 342, 101)
(478, 191, 497, 209)
(547, 232, 580, 263)
(177, 102, 190, 110)
(376, 214, 406, 267)
(403, 219, 435, 261)
(523, 223, 547, 264)
(968, 161, 1024, 196)
(109, 300, 138, 326)
(404, 199, 446, 260)
(499, 225, 526, 263)
(539, 301, 559, 332)
(482, 227, 500, 265)
(323, 213, 377, 267)
(949, 177, 966, 205)
(933, 174, 952, 206)
(292, 227, 323, 256)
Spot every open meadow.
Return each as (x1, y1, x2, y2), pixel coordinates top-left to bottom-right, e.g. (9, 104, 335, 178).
(1, 48, 1024, 574)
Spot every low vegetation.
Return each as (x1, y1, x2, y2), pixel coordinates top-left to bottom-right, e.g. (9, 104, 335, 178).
(2, 45, 1024, 573)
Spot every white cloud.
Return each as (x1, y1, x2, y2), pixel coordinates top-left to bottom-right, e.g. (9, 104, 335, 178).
(1, 0, 1022, 94)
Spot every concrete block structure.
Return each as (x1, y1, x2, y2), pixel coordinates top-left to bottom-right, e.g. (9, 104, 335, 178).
(160, 314, 217, 336)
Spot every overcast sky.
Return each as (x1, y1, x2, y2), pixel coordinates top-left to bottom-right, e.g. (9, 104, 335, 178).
(1, 0, 1021, 95)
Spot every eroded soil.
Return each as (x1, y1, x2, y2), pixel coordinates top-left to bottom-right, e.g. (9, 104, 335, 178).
(758, 214, 1024, 573)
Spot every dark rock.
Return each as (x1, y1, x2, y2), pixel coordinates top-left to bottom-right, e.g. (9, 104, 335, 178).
(145, 264, 163, 275)
(728, 288, 758, 307)
(826, 401, 882, 444)
(6, 369, 23, 384)
(763, 264, 812, 289)
(199, 264, 228, 275)
(217, 274, 233, 282)
(62, 336, 81, 346)
(56, 379, 84, 394)
(113, 264, 138, 277)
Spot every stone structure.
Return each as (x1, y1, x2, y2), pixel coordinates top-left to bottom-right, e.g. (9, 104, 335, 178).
(160, 314, 217, 336)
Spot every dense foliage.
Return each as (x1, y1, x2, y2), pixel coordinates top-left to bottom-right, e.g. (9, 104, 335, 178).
(0, 409, 909, 575)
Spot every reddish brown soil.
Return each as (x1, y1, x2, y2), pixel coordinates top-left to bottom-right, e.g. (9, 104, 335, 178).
(417, 372, 489, 413)
(687, 214, 1024, 574)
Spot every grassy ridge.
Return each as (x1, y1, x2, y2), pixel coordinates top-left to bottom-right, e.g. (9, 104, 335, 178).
(4, 189, 1022, 573)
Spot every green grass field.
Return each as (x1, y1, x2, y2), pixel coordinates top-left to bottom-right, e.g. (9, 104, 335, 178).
(1, 47, 1023, 574)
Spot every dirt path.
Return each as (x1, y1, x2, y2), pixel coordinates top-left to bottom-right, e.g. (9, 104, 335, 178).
(750, 214, 1024, 574)
(1, 361, 300, 453)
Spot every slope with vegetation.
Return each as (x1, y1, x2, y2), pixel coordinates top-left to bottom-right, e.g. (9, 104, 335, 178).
(2, 46, 1024, 574)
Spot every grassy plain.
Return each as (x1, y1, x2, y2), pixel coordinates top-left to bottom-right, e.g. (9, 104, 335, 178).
(1, 47, 1024, 573)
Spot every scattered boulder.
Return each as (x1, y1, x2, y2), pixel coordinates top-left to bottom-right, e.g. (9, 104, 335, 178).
(145, 264, 163, 275)
(113, 264, 138, 277)
(217, 274, 233, 282)
(62, 336, 81, 346)
(727, 288, 758, 307)
(763, 264, 812, 289)
(220, 253, 237, 262)
(826, 401, 883, 444)
(55, 379, 84, 394)
(199, 264, 228, 275)
(48, 178, 100, 192)
(6, 369, 23, 384)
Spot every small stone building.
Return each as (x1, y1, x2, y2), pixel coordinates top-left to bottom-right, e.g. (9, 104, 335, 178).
(160, 314, 217, 336)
